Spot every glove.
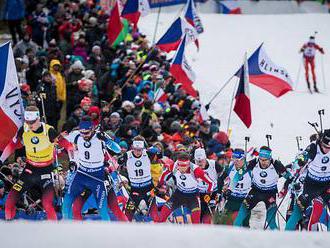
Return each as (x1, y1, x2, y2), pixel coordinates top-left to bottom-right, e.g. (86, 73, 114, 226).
(69, 161, 77, 172)
(293, 182, 301, 192)
(97, 132, 106, 141)
(222, 189, 232, 199)
(203, 194, 211, 203)
(208, 200, 217, 208)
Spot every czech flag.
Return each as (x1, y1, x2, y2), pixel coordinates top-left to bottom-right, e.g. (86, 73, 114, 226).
(0, 42, 23, 159)
(154, 87, 168, 103)
(219, 1, 242, 14)
(234, 54, 252, 128)
(236, 44, 293, 98)
(184, 0, 204, 34)
(170, 35, 197, 97)
(121, 0, 150, 30)
(156, 17, 198, 53)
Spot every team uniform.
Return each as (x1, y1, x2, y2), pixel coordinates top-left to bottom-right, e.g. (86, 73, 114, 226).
(234, 156, 292, 229)
(215, 162, 252, 226)
(62, 131, 111, 220)
(118, 148, 160, 221)
(5, 123, 58, 220)
(154, 161, 214, 224)
(286, 140, 330, 230)
(198, 159, 221, 224)
(300, 38, 324, 92)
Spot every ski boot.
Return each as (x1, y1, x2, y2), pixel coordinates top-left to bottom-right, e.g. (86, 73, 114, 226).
(314, 84, 319, 93)
(307, 81, 312, 94)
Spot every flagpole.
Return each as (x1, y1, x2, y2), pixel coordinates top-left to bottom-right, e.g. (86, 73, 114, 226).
(205, 74, 235, 109)
(152, 6, 162, 45)
(226, 77, 239, 134)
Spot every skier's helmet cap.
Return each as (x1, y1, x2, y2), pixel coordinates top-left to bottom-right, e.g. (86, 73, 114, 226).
(24, 106, 40, 123)
(194, 148, 206, 161)
(259, 146, 272, 160)
(132, 140, 144, 150)
(177, 152, 190, 167)
(79, 116, 93, 133)
(233, 148, 245, 160)
(321, 129, 330, 147)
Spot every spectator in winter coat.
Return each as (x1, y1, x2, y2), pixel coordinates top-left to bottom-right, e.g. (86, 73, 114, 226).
(66, 60, 85, 116)
(36, 71, 59, 128)
(13, 33, 38, 58)
(49, 59, 66, 104)
(4, 0, 25, 45)
(88, 106, 101, 127)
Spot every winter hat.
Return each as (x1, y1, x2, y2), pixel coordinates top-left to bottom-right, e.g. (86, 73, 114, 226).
(133, 95, 144, 106)
(78, 79, 93, 91)
(88, 106, 101, 116)
(124, 115, 135, 124)
(119, 141, 128, 149)
(122, 100, 135, 109)
(194, 148, 207, 161)
(89, 16, 98, 26)
(71, 60, 85, 70)
(110, 112, 120, 118)
(83, 70, 95, 80)
(214, 131, 229, 145)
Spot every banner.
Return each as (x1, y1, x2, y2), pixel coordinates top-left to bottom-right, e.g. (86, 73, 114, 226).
(149, 0, 206, 8)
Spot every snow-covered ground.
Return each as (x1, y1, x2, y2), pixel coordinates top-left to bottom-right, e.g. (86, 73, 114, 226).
(140, 13, 330, 164)
(0, 221, 329, 248)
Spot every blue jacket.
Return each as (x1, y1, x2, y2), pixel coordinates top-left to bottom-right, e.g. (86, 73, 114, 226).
(4, 0, 25, 20)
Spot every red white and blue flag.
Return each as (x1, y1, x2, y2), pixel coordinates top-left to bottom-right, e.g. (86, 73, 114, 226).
(184, 0, 204, 34)
(219, 1, 242, 14)
(169, 35, 197, 97)
(237, 44, 293, 97)
(154, 87, 168, 103)
(0, 42, 23, 157)
(234, 54, 252, 128)
(156, 17, 198, 53)
(121, 0, 150, 30)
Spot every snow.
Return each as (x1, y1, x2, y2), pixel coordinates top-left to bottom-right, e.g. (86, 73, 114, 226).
(1, 221, 329, 248)
(140, 13, 330, 164)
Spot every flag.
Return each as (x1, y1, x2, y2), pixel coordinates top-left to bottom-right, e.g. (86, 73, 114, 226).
(156, 17, 198, 53)
(108, 1, 125, 47)
(197, 103, 209, 123)
(154, 87, 168, 103)
(219, 1, 242, 14)
(121, 0, 150, 30)
(184, 0, 204, 34)
(0, 42, 24, 152)
(236, 44, 293, 97)
(169, 35, 197, 97)
(234, 53, 252, 128)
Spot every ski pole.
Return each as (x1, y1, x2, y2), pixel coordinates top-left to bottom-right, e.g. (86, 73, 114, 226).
(318, 109, 325, 133)
(266, 134, 272, 148)
(308, 121, 320, 135)
(264, 194, 286, 230)
(294, 56, 303, 90)
(296, 136, 302, 151)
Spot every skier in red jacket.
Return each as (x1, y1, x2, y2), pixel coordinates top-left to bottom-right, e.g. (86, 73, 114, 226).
(300, 36, 324, 93)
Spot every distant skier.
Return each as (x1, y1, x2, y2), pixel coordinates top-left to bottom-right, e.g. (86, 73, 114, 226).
(300, 36, 324, 93)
